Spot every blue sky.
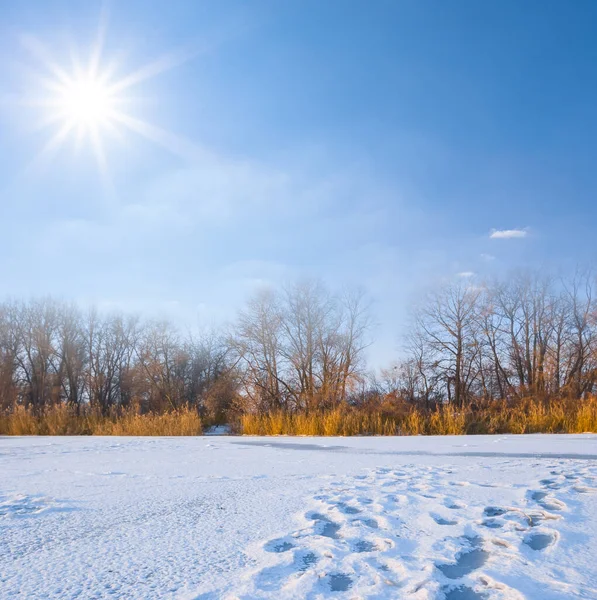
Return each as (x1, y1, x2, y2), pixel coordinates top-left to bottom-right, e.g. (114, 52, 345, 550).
(1, 0, 596, 366)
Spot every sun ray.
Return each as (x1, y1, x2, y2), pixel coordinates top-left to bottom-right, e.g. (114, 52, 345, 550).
(89, 3, 109, 79)
(20, 35, 72, 88)
(109, 110, 210, 163)
(102, 117, 126, 143)
(23, 119, 76, 175)
(20, 14, 203, 183)
(30, 111, 70, 135)
(90, 124, 110, 183)
(73, 123, 86, 156)
(108, 44, 201, 94)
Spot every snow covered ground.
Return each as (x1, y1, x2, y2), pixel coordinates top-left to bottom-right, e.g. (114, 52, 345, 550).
(1, 435, 597, 599)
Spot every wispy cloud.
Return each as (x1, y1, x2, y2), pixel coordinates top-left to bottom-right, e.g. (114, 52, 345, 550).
(480, 253, 495, 261)
(489, 228, 528, 239)
(457, 271, 475, 278)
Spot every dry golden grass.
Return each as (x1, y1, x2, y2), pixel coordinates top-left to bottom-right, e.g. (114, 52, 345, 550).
(240, 397, 597, 436)
(2, 397, 597, 436)
(0, 405, 203, 436)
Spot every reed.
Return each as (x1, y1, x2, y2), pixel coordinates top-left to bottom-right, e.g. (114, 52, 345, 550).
(2, 397, 597, 436)
(239, 397, 597, 436)
(0, 405, 203, 436)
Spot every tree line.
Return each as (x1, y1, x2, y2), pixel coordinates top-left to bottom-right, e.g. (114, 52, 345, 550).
(0, 281, 369, 420)
(1, 271, 595, 422)
(382, 270, 597, 407)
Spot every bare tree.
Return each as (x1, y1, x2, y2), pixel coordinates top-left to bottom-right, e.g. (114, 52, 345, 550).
(0, 301, 19, 409)
(85, 310, 140, 413)
(561, 270, 597, 397)
(231, 282, 371, 412)
(56, 305, 86, 410)
(413, 283, 482, 407)
(232, 288, 288, 411)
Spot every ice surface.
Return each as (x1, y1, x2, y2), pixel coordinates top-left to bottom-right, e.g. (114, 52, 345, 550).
(1, 434, 597, 598)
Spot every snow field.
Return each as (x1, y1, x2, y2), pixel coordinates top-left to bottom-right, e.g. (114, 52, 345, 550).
(225, 461, 597, 599)
(1, 435, 596, 599)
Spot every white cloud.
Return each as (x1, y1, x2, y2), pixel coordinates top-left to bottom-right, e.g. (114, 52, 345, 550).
(458, 271, 475, 278)
(480, 253, 495, 261)
(489, 228, 528, 239)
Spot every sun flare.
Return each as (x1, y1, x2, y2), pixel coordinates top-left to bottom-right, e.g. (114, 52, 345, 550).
(19, 14, 200, 183)
(58, 77, 115, 128)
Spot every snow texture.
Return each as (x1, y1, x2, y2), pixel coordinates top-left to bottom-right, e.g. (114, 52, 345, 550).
(1, 434, 597, 599)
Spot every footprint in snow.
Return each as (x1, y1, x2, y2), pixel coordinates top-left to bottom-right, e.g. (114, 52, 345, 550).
(540, 478, 562, 490)
(356, 517, 379, 529)
(431, 513, 459, 526)
(483, 506, 508, 517)
(530, 491, 567, 511)
(442, 585, 486, 600)
(481, 519, 503, 529)
(354, 539, 378, 553)
(524, 530, 557, 551)
(437, 537, 489, 580)
(298, 551, 318, 571)
(328, 573, 353, 592)
(356, 496, 373, 505)
(336, 502, 361, 515)
(264, 538, 295, 553)
(307, 512, 342, 539)
(437, 548, 490, 579)
(444, 498, 467, 510)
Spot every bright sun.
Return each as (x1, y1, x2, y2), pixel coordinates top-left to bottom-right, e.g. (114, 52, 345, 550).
(58, 77, 114, 128)
(20, 14, 198, 182)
